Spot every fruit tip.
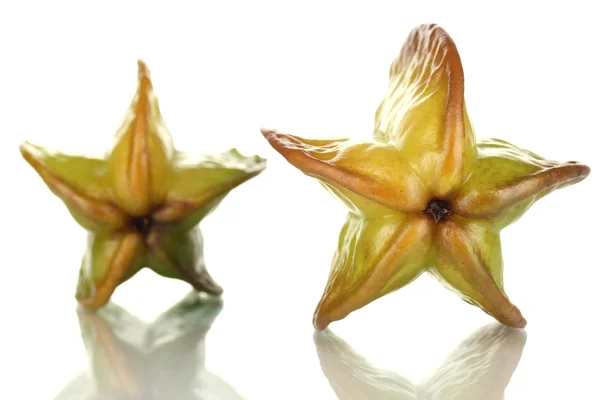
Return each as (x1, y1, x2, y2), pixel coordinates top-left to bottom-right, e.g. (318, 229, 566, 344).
(567, 162, 591, 184)
(506, 307, 527, 329)
(312, 310, 331, 331)
(581, 164, 591, 177)
(18, 141, 36, 160)
(260, 127, 277, 136)
(18, 140, 30, 153)
(137, 59, 152, 86)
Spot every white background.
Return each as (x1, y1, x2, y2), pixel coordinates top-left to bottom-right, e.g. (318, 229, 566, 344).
(1, 1, 598, 399)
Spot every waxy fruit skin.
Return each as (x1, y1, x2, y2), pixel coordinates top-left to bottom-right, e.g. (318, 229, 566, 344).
(262, 24, 590, 331)
(21, 61, 266, 309)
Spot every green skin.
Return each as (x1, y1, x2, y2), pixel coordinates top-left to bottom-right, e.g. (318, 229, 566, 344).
(262, 23, 590, 331)
(20, 60, 266, 309)
(54, 292, 244, 400)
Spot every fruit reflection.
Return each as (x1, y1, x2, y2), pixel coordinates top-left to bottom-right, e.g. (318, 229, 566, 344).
(315, 322, 526, 400)
(55, 292, 244, 400)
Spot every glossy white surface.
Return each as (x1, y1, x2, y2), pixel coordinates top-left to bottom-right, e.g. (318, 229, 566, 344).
(1, 1, 599, 399)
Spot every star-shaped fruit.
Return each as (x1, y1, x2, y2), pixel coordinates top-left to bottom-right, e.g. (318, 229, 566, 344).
(21, 60, 265, 309)
(262, 24, 590, 330)
(56, 292, 244, 400)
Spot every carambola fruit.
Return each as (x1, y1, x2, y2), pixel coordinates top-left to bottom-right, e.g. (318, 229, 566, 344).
(20, 60, 265, 309)
(262, 24, 590, 330)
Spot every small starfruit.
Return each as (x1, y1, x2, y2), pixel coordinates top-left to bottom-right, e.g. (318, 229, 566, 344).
(21, 60, 265, 309)
(262, 24, 590, 330)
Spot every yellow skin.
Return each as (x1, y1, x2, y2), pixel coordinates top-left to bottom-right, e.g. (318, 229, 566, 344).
(21, 61, 265, 309)
(262, 24, 590, 331)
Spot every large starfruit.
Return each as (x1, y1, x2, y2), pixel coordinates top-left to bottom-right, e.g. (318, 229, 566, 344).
(262, 24, 590, 330)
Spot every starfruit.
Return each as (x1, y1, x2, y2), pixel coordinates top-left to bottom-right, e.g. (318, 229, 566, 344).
(21, 60, 265, 309)
(262, 24, 590, 330)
